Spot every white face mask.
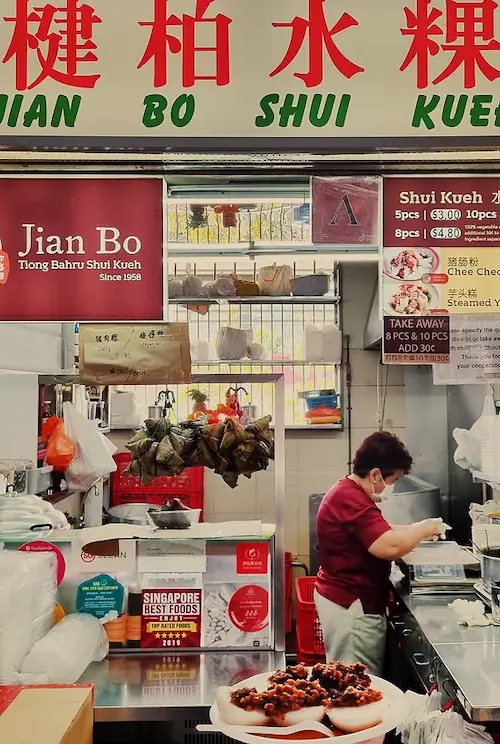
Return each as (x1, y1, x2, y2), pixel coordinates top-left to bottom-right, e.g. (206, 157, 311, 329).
(373, 477, 395, 502)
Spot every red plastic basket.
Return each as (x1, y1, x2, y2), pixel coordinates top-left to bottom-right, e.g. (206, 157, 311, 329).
(295, 576, 325, 664)
(112, 490, 204, 510)
(285, 552, 293, 635)
(111, 453, 204, 518)
(112, 453, 204, 494)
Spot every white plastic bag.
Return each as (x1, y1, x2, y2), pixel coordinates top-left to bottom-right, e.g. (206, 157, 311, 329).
(109, 390, 143, 429)
(216, 327, 251, 360)
(257, 265, 293, 296)
(0, 493, 70, 531)
(19, 613, 108, 684)
(453, 392, 496, 472)
(63, 402, 117, 492)
(469, 500, 499, 525)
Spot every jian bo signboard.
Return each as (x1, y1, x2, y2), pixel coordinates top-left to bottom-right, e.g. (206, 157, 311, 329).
(0, 0, 498, 145)
(0, 178, 163, 321)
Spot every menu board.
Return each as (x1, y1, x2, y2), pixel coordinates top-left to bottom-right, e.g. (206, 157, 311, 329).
(383, 177, 500, 315)
(381, 176, 500, 363)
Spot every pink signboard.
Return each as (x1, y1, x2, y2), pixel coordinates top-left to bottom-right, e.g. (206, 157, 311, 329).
(0, 178, 163, 322)
(311, 177, 380, 246)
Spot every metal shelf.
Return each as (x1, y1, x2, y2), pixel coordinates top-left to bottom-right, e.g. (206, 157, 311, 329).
(192, 360, 341, 367)
(473, 471, 500, 489)
(170, 295, 340, 305)
(272, 423, 343, 431)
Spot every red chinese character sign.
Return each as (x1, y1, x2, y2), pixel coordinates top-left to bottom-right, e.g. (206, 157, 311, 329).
(0, 178, 163, 321)
(3, 0, 102, 91)
(0, 0, 500, 143)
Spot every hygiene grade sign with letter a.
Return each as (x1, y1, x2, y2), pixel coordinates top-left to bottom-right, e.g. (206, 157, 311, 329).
(0, 178, 163, 322)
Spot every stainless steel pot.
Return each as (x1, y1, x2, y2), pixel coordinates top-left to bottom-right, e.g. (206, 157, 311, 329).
(148, 405, 163, 419)
(480, 549, 500, 589)
(242, 404, 258, 421)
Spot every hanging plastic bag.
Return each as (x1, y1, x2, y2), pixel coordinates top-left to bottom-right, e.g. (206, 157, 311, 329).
(109, 390, 143, 429)
(453, 391, 496, 473)
(257, 265, 293, 296)
(63, 402, 116, 492)
(45, 420, 75, 472)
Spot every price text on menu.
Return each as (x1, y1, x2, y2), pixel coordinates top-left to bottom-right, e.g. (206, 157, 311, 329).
(383, 316, 450, 365)
(384, 177, 500, 250)
(383, 177, 500, 315)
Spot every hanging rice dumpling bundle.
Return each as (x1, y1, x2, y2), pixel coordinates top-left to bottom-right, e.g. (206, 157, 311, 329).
(125, 414, 274, 487)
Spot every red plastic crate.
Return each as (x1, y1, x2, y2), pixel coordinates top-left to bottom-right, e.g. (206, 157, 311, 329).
(112, 453, 204, 494)
(112, 489, 204, 511)
(111, 453, 204, 519)
(295, 576, 325, 663)
(285, 552, 292, 635)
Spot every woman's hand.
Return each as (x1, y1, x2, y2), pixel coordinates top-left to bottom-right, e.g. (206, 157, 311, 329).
(414, 518, 450, 541)
(368, 519, 450, 561)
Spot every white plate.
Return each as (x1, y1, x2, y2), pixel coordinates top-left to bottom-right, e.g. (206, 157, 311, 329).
(209, 670, 408, 744)
(383, 248, 438, 281)
(384, 281, 439, 316)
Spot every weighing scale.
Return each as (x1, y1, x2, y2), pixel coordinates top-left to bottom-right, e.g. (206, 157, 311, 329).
(399, 541, 480, 595)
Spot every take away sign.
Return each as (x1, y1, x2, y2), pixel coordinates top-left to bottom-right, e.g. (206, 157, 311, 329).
(0, 0, 499, 145)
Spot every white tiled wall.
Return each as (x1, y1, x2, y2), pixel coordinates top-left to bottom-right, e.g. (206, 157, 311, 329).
(109, 264, 406, 569)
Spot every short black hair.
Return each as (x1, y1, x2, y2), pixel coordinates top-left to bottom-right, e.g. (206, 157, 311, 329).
(352, 431, 412, 479)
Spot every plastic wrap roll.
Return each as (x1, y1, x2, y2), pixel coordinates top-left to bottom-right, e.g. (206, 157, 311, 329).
(0, 550, 56, 683)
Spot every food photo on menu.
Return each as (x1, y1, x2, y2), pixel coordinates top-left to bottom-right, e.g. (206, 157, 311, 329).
(383, 248, 438, 281)
(209, 660, 406, 742)
(384, 281, 439, 316)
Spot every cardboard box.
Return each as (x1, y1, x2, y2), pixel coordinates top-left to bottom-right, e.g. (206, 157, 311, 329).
(0, 684, 93, 744)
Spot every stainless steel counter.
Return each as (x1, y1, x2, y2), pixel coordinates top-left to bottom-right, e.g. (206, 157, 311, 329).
(393, 587, 500, 722)
(82, 589, 500, 723)
(400, 591, 500, 645)
(80, 650, 285, 722)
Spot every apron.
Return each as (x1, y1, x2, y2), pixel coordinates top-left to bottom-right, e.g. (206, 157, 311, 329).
(314, 590, 387, 676)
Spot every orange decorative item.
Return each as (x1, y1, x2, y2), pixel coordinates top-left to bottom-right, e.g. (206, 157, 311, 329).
(305, 406, 342, 425)
(0, 245, 10, 285)
(54, 602, 66, 624)
(45, 420, 75, 471)
(225, 386, 247, 419)
(214, 203, 239, 228)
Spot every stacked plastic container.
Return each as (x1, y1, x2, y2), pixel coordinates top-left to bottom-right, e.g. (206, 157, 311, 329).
(0, 550, 56, 683)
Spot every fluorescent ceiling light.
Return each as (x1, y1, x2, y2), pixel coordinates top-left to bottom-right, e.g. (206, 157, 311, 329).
(168, 183, 309, 204)
(168, 196, 306, 204)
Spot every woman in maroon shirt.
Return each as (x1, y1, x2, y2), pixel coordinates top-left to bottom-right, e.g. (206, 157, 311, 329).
(315, 431, 443, 675)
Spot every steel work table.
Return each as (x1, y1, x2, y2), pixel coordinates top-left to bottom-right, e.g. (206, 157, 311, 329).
(392, 586, 500, 722)
(80, 650, 285, 723)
